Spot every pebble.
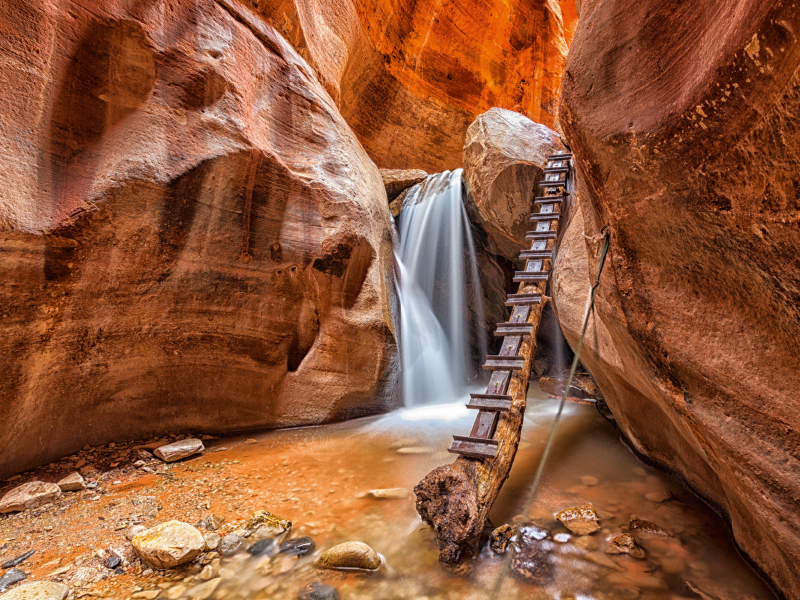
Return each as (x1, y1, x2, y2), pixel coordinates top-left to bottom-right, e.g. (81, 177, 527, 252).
(203, 533, 221, 550)
(197, 515, 225, 531)
(219, 534, 244, 556)
(630, 517, 670, 536)
(317, 542, 381, 570)
(153, 439, 205, 462)
(298, 582, 340, 600)
(247, 539, 275, 557)
(198, 565, 214, 581)
(553, 533, 571, 543)
(606, 533, 646, 559)
(103, 556, 122, 570)
(164, 585, 186, 600)
(0, 482, 62, 513)
(366, 488, 409, 500)
(278, 536, 315, 557)
(0, 581, 69, 600)
(555, 504, 601, 535)
(0, 568, 27, 591)
(131, 521, 206, 568)
(56, 472, 85, 492)
(1, 551, 36, 569)
(126, 525, 147, 541)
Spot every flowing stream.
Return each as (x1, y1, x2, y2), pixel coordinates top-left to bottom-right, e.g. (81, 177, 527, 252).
(394, 169, 487, 406)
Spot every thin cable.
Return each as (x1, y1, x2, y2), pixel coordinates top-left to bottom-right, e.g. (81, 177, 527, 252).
(489, 231, 610, 599)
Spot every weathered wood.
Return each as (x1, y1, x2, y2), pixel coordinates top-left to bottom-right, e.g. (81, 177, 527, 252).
(415, 152, 568, 565)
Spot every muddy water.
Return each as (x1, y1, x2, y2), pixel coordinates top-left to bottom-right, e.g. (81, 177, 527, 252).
(183, 385, 774, 600)
(0, 383, 775, 600)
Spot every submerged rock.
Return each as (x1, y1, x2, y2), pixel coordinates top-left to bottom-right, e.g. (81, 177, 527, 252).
(630, 517, 670, 536)
(0, 482, 62, 513)
(279, 537, 316, 557)
(298, 582, 340, 600)
(219, 534, 244, 556)
(517, 523, 550, 543)
(606, 533, 646, 559)
(247, 539, 275, 557)
(555, 504, 601, 535)
(644, 491, 674, 504)
(203, 533, 220, 551)
(510, 541, 555, 585)
(131, 521, 205, 568)
(153, 439, 204, 463)
(317, 542, 381, 570)
(0, 581, 69, 600)
(56, 473, 85, 492)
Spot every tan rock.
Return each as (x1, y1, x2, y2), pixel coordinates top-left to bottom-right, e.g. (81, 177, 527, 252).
(0, 482, 62, 514)
(366, 488, 409, 500)
(0, 582, 69, 600)
(244, 511, 291, 538)
(605, 533, 646, 560)
(554, 504, 600, 535)
(380, 169, 427, 202)
(317, 541, 381, 570)
(185, 578, 221, 600)
(463, 108, 563, 259)
(153, 439, 204, 463)
(132, 521, 206, 569)
(56, 472, 85, 492)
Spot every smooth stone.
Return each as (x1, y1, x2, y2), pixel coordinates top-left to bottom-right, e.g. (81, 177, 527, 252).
(298, 582, 340, 600)
(278, 536, 315, 557)
(244, 510, 291, 538)
(153, 439, 204, 463)
(56, 473, 85, 492)
(247, 539, 275, 557)
(0, 569, 27, 591)
(317, 542, 381, 570)
(0, 482, 62, 514)
(131, 521, 205, 568)
(203, 533, 220, 550)
(555, 504, 601, 535)
(185, 578, 220, 600)
(366, 488, 409, 500)
(103, 556, 121, 570)
(0, 581, 69, 600)
(2, 551, 35, 569)
(606, 533, 646, 559)
(219, 534, 244, 556)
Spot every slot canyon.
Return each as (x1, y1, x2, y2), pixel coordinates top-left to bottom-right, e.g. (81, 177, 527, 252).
(0, 0, 797, 599)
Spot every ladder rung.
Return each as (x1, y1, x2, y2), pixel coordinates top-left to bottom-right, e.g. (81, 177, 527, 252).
(513, 272, 549, 283)
(505, 293, 542, 306)
(470, 393, 513, 402)
(549, 152, 572, 158)
(448, 437, 498, 459)
(530, 214, 560, 221)
(519, 250, 552, 260)
(467, 398, 513, 412)
(525, 231, 556, 240)
(494, 322, 533, 336)
(544, 166, 570, 174)
(539, 181, 566, 188)
(483, 355, 526, 370)
(534, 197, 564, 205)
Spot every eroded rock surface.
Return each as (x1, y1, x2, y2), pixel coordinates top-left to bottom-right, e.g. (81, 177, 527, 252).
(0, 482, 62, 514)
(557, 1, 800, 595)
(463, 108, 563, 260)
(0, 0, 398, 478)
(132, 521, 206, 569)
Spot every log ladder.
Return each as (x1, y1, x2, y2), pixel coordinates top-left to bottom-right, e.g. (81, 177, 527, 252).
(448, 151, 572, 459)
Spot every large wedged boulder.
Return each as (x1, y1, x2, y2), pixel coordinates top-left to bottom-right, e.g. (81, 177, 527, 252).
(558, 1, 800, 596)
(0, 0, 398, 478)
(463, 108, 563, 260)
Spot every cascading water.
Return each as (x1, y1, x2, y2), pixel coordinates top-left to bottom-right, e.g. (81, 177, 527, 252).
(395, 169, 487, 406)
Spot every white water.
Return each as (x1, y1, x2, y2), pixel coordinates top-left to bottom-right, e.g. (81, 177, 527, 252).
(395, 169, 487, 406)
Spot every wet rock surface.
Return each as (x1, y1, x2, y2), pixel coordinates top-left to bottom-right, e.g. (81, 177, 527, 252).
(380, 170, 427, 203)
(243, 511, 291, 539)
(298, 582, 340, 600)
(606, 533, 646, 560)
(510, 540, 555, 585)
(0, 483, 61, 514)
(317, 542, 381, 570)
(558, 0, 800, 595)
(278, 537, 315, 557)
(555, 504, 600, 535)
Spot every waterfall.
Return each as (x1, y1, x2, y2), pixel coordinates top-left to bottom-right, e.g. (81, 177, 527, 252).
(395, 169, 487, 406)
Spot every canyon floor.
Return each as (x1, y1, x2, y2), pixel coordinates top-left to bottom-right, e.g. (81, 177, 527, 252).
(0, 384, 776, 600)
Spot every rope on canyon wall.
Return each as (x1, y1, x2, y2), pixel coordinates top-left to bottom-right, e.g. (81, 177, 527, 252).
(490, 230, 611, 600)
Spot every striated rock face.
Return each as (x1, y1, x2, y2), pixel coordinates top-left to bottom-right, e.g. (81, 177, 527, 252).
(250, 0, 574, 171)
(463, 108, 563, 260)
(0, 0, 398, 478)
(558, 1, 800, 595)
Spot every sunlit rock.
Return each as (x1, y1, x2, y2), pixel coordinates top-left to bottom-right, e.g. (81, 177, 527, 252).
(554, 504, 600, 535)
(153, 439, 204, 463)
(56, 472, 85, 492)
(317, 541, 381, 570)
(132, 521, 205, 569)
(0, 581, 69, 600)
(0, 482, 61, 514)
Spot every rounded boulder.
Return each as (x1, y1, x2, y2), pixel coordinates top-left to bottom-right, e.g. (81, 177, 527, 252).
(131, 521, 205, 569)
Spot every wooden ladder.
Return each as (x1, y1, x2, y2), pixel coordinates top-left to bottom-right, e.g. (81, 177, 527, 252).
(448, 151, 572, 459)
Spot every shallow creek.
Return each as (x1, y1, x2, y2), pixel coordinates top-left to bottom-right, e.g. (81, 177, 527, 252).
(0, 384, 775, 600)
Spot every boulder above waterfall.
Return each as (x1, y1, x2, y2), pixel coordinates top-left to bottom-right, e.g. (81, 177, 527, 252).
(463, 109, 563, 260)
